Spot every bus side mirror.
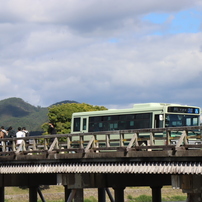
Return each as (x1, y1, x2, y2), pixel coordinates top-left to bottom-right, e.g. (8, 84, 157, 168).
(159, 115, 164, 121)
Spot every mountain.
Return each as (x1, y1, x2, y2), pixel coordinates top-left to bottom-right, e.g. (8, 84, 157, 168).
(50, 100, 79, 106)
(0, 97, 78, 135)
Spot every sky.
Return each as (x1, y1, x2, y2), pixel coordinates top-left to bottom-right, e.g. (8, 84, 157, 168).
(1, 0, 202, 109)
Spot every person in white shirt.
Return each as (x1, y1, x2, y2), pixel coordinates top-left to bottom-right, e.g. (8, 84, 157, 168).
(22, 127, 29, 148)
(22, 127, 29, 137)
(16, 127, 25, 145)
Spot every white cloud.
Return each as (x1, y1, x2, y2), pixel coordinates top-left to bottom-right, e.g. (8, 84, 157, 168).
(0, 0, 202, 109)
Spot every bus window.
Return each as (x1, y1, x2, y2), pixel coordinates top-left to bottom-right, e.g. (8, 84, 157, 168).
(88, 113, 152, 132)
(186, 118, 191, 126)
(83, 118, 87, 130)
(130, 121, 134, 126)
(193, 117, 198, 126)
(165, 114, 199, 127)
(73, 118, 81, 132)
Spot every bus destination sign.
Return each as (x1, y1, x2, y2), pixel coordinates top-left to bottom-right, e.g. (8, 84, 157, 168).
(168, 107, 200, 114)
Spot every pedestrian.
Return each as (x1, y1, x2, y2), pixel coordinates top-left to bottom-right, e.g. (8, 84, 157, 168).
(7, 126, 15, 138)
(0, 126, 8, 138)
(7, 126, 15, 151)
(48, 123, 57, 143)
(48, 123, 57, 134)
(22, 127, 29, 137)
(16, 127, 25, 146)
(0, 126, 8, 152)
(22, 127, 29, 149)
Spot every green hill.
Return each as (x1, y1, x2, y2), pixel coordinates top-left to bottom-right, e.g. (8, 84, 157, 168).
(0, 97, 78, 135)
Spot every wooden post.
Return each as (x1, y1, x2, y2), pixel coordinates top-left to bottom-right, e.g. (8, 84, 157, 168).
(74, 189, 84, 202)
(105, 188, 115, 202)
(37, 187, 46, 202)
(64, 185, 71, 201)
(29, 186, 38, 202)
(151, 186, 162, 202)
(113, 186, 125, 202)
(0, 187, 4, 202)
(187, 193, 202, 202)
(98, 188, 106, 202)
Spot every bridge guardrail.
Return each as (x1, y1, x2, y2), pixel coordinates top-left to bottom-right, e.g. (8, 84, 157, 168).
(0, 126, 201, 156)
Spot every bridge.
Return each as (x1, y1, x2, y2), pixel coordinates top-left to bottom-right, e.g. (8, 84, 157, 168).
(0, 126, 202, 202)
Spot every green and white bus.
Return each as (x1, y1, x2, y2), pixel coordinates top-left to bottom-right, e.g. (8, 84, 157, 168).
(71, 103, 201, 134)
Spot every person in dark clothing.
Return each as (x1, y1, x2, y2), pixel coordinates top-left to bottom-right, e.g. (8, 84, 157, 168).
(48, 123, 57, 143)
(48, 123, 57, 134)
(7, 126, 15, 151)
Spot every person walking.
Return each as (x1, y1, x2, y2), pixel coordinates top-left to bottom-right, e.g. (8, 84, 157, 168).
(0, 126, 8, 152)
(7, 126, 15, 151)
(16, 127, 25, 146)
(22, 127, 29, 149)
(48, 123, 57, 144)
(48, 123, 57, 134)
(0, 126, 8, 137)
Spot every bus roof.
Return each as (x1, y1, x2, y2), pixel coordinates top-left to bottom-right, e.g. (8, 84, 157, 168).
(72, 103, 200, 117)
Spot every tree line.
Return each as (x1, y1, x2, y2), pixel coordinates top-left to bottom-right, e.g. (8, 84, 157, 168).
(42, 103, 107, 134)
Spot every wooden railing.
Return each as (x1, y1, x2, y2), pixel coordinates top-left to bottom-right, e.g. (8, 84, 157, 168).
(0, 126, 201, 156)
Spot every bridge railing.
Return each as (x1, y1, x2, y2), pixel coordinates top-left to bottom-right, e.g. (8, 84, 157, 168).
(0, 126, 201, 155)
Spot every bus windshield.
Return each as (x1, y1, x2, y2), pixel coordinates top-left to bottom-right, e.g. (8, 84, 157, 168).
(165, 114, 199, 127)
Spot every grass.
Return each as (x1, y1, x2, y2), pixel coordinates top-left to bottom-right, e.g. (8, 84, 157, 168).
(127, 194, 186, 202)
(127, 194, 152, 202)
(4, 186, 187, 202)
(84, 196, 97, 202)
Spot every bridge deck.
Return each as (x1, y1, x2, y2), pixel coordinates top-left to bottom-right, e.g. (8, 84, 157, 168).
(0, 126, 200, 175)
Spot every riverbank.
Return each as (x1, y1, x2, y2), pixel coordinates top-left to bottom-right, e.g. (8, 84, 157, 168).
(4, 185, 187, 202)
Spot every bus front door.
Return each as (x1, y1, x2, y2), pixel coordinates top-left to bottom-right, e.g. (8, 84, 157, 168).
(81, 117, 91, 145)
(154, 114, 165, 145)
(81, 117, 88, 133)
(155, 114, 164, 128)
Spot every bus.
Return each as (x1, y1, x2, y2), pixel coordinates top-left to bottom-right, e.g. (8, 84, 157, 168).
(71, 103, 201, 145)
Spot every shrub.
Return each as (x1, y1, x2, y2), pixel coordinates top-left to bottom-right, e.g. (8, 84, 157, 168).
(127, 194, 135, 201)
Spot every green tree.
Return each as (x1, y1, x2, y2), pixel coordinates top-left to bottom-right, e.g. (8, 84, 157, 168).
(42, 103, 107, 134)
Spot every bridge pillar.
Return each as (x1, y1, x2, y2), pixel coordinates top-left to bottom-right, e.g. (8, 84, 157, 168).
(64, 185, 71, 201)
(74, 188, 84, 202)
(0, 187, 4, 202)
(186, 193, 202, 202)
(29, 186, 38, 202)
(98, 188, 106, 202)
(113, 186, 125, 202)
(150, 186, 162, 202)
(172, 175, 202, 202)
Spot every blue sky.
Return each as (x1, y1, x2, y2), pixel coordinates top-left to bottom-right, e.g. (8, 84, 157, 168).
(0, 0, 202, 110)
(143, 9, 202, 35)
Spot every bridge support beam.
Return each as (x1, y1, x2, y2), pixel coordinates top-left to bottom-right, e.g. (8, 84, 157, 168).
(64, 185, 71, 201)
(106, 188, 115, 202)
(150, 186, 162, 202)
(74, 189, 84, 202)
(37, 187, 46, 202)
(29, 186, 38, 202)
(113, 186, 125, 202)
(172, 175, 202, 202)
(98, 188, 106, 202)
(0, 187, 4, 202)
(186, 193, 202, 202)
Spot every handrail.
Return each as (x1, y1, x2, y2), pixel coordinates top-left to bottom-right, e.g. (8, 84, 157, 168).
(0, 126, 201, 156)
